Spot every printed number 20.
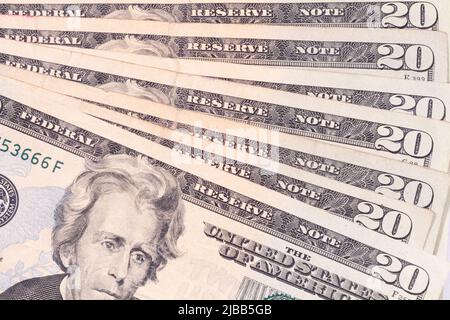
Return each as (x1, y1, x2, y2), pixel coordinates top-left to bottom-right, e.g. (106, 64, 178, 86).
(354, 202, 412, 240)
(372, 253, 430, 295)
(375, 174, 434, 208)
(375, 126, 433, 158)
(390, 95, 446, 120)
(377, 44, 434, 71)
(381, 2, 438, 29)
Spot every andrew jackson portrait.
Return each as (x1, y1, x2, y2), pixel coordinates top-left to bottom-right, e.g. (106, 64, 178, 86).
(0, 155, 185, 300)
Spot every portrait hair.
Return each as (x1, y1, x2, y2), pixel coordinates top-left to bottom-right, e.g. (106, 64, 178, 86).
(52, 154, 185, 281)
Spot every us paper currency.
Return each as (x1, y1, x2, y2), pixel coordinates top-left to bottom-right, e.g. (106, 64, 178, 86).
(0, 0, 449, 302)
(44, 74, 450, 253)
(0, 39, 448, 251)
(0, 0, 447, 31)
(1, 40, 449, 173)
(4, 0, 450, 73)
(77, 53, 450, 122)
(53, 89, 439, 247)
(0, 75, 447, 300)
(96, 108, 450, 257)
(0, 46, 448, 253)
(0, 15, 447, 81)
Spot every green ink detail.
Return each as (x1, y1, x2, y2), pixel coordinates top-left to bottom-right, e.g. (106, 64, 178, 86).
(264, 293, 296, 300)
(0, 137, 63, 173)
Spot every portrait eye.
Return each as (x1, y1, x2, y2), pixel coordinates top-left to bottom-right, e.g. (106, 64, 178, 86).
(101, 240, 118, 252)
(131, 251, 148, 265)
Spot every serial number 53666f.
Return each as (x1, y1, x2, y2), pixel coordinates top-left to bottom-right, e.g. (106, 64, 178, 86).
(0, 136, 64, 173)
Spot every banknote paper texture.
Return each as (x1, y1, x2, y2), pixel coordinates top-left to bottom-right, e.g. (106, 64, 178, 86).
(0, 0, 449, 301)
(0, 0, 448, 31)
(42, 73, 450, 253)
(57, 93, 438, 248)
(0, 75, 447, 300)
(0, 39, 449, 251)
(0, 40, 449, 173)
(0, 15, 447, 82)
(3, 0, 449, 68)
(94, 54, 450, 122)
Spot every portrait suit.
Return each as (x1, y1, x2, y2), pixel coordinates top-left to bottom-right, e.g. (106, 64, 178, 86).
(0, 274, 65, 300)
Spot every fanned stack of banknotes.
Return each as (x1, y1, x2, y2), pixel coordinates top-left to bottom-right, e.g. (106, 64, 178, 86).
(0, 0, 449, 301)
